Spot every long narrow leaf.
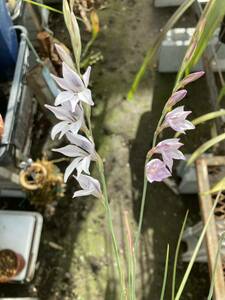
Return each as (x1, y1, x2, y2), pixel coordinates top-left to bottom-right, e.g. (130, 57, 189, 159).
(207, 232, 225, 300)
(172, 211, 189, 300)
(23, 0, 63, 13)
(174, 191, 222, 300)
(217, 85, 225, 104)
(160, 244, 170, 300)
(127, 0, 195, 101)
(205, 176, 225, 195)
(176, 0, 225, 85)
(192, 110, 225, 126)
(187, 133, 225, 165)
(175, 110, 225, 138)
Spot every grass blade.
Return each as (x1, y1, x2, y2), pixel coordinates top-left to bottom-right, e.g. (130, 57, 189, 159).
(176, 0, 225, 85)
(217, 85, 225, 104)
(23, 0, 63, 14)
(127, 0, 195, 101)
(207, 232, 225, 300)
(187, 133, 225, 166)
(175, 110, 225, 138)
(172, 211, 189, 300)
(174, 191, 222, 300)
(160, 244, 170, 300)
(204, 177, 225, 195)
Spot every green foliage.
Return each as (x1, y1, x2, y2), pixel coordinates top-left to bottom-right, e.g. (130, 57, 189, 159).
(176, 0, 225, 85)
(127, 0, 196, 101)
(160, 245, 170, 300)
(172, 211, 189, 300)
(187, 133, 225, 165)
(217, 84, 225, 104)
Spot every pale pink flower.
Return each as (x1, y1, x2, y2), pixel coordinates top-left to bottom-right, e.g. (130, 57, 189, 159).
(53, 133, 96, 182)
(154, 138, 185, 171)
(146, 159, 171, 183)
(163, 106, 195, 134)
(52, 63, 93, 111)
(166, 89, 187, 107)
(73, 174, 102, 198)
(45, 102, 85, 139)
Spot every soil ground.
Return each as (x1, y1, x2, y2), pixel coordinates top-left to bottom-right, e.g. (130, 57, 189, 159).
(0, 0, 215, 299)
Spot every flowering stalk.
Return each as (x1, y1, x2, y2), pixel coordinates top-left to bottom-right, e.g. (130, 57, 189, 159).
(134, 71, 205, 257)
(46, 3, 127, 295)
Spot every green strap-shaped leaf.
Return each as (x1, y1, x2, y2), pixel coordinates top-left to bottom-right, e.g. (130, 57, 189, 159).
(204, 177, 225, 195)
(217, 85, 225, 104)
(187, 132, 225, 165)
(175, 110, 225, 138)
(192, 110, 225, 126)
(176, 0, 225, 84)
(127, 0, 196, 101)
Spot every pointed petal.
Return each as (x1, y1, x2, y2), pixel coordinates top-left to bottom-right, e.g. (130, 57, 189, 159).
(51, 121, 69, 139)
(54, 91, 75, 106)
(62, 62, 84, 92)
(45, 104, 71, 121)
(66, 133, 95, 154)
(53, 145, 86, 157)
(51, 74, 73, 91)
(64, 157, 82, 182)
(83, 66, 91, 87)
(73, 189, 94, 198)
(81, 156, 91, 174)
(70, 117, 83, 135)
(78, 89, 94, 105)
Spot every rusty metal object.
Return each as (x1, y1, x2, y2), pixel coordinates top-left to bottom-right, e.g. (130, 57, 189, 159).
(19, 162, 47, 191)
(0, 249, 25, 283)
(196, 156, 225, 299)
(19, 159, 65, 209)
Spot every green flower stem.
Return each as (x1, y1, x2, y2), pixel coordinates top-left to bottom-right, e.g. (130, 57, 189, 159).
(85, 112, 126, 298)
(96, 155, 127, 299)
(134, 107, 168, 252)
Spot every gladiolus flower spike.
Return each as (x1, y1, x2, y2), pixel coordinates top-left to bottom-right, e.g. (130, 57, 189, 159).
(46, 44, 102, 198)
(145, 72, 202, 183)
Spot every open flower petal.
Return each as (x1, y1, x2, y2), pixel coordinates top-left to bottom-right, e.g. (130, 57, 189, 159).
(73, 174, 102, 198)
(163, 106, 195, 134)
(54, 91, 75, 106)
(53, 145, 87, 157)
(78, 89, 94, 106)
(64, 157, 83, 182)
(83, 66, 91, 87)
(146, 159, 171, 183)
(155, 138, 185, 171)
(62, 62, 84, 92)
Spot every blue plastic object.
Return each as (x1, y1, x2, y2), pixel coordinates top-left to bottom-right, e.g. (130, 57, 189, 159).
(0, 0, 18, 81)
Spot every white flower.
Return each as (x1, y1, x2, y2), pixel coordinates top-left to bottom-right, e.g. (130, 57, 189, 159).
(73, 174, 102, 198)
(52, 63, 93, 111)
(53, 133, 96, 182)
(45, 102, 85, 139)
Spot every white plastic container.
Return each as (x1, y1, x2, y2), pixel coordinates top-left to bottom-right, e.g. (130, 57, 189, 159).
(0, 211, 43, 282)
